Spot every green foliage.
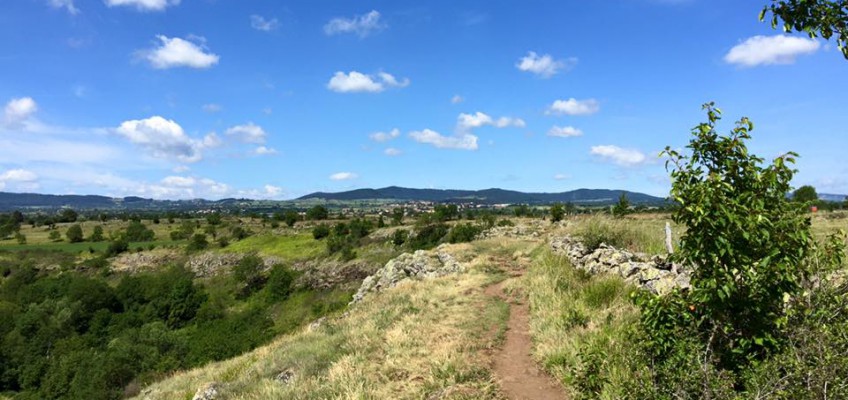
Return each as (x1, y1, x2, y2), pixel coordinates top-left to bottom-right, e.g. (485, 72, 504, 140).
(792, 184, 818, 202)
(186, 233, 209, 252)
(408, 224, 449, 250)
(283, 210, 300, 227)
(497, 219, 515, 227)
(58, 208, 78, 223)
(89, 225, 104, 242)
(434, 204, 459, 222)
(65, 224, 84, 243)
(392, 229, 409, 246)
(391, 207, 405, 225)
(124, 221, 155, 242)
(445, 223, 482, 243)
(761, 0, 848, 60)
(105, 239, 129, 257)
(48, 230, 62, 242)
(612, 193, 630, 218)
(169, 220, 196, 241)
(312, 224, 330, 240)
(205, 213, 222, 226)
(14, 232, 26, 245)
(306, 205, 329, 220)
(233, 255, 266, 296)
(550, 202, 565, 223)
(266, 264, 296, 301)
(230, 225, 251, 241)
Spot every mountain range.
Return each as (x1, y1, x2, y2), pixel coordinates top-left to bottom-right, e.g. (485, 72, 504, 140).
(297, 186, 667, 205)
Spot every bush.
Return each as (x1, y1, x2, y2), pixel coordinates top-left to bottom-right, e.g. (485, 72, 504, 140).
(186, 234, 209, 252)
(497, 219, 515, 227)
(124, 221, 155, 242)
(89, 225, 104, 242)
(66, 224, 84, 243)
(408, 224, 449, 250)
(446, 223, 482, 243)
(265, 264, 296, 301)
(312, 224, 330, 240)
(306, 205, 329, 220)
(392, 229, 408, 246)
(106, 239, 129, 257)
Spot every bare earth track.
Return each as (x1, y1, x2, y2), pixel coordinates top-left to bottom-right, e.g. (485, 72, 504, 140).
(486, 272, 567, 400)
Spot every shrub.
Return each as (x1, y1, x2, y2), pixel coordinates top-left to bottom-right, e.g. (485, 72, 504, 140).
(408, 224, 449, 250)
(186, 234, 209, 252)
(550, 203, 565, 223)
(392, 229, 408, 246)
(265, 264, 296, 301)
(89, 225, 104, 242)
(497, 219, 515, 227)
(312, 224, 330, 240)
(66, 224, 84, 243)
(124, 221, 155, 242)
(106, 239, 129, 257)
(446, 223, 482, 243)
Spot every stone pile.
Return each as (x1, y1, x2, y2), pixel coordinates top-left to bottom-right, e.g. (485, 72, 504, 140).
(351, 245, 465, 304)
(550, 236, 690, 295)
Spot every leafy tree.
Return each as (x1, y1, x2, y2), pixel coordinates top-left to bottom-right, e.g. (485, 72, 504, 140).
(514, 204, 530, 217)
(265, 264, 295, 301)
(124, 221, 155, 242)
(233, 255, 266, 295)
(66, 224, 84, 243)
(642, 102, 823, 369)
(48, 230, 62, 242)
(392, 229, 409, 246)
(58, 208, 78, 223)
(89, 225, 104, 242)
(14, 232, 26, 244)
(312, 224, 330, 240)
(550, 203, 565, 223)
(283, 210, 300, 227)
(187, 234, 209, 252)
(205, 213, 222, 226)
(612, 192, 631, 218)
(761, 0, 848, 60)
(391, 207, 405, 225)
(434, 204, 459, 221)
(792, 185, 818, 202)
(446, 223, 482, 243)
(306, 205, 329, 220)
(106, 239, 129, 256)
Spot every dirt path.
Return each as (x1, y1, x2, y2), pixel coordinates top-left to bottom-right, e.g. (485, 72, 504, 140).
(486, 279, 568, 400)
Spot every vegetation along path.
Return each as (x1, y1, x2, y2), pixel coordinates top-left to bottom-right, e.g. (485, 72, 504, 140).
(486, 260, 567, 400)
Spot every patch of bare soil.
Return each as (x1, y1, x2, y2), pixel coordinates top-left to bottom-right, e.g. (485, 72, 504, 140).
(486, 276, 567, 400)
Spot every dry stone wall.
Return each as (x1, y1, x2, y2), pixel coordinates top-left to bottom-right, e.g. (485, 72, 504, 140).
(550, 236, 691, 295)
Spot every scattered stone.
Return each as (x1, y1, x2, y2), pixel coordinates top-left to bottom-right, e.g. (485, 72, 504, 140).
(307, 317, 327, 332)
(550, 235, 691, 295)
(274, 369, 296, 385)
(192, 382, 218, 400)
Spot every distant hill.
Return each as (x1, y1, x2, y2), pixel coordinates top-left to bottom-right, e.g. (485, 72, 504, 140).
(820, 193, 848, 202)
(297, 186, 667, 205)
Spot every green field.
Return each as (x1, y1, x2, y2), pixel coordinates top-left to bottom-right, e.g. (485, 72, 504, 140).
(221, 233, 324, 261)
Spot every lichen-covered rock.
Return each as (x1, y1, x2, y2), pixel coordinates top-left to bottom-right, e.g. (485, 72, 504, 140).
(550, 235, 691, 295)
(192, 383, 218, 400)
(351, 245, 465, 304)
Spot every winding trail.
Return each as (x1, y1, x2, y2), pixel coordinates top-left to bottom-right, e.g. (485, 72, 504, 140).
(486, 270, 567, 400)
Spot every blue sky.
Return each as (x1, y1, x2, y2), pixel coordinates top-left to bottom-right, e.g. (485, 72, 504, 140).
(1, 0, 846, 200)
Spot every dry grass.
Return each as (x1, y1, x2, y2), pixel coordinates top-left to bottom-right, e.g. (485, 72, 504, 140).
(133, 249, 510, 400)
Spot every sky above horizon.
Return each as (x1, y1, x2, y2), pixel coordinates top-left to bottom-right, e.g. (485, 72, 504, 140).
(1, 0, 847, 200)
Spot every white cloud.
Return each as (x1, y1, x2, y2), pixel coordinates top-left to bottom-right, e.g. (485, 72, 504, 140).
(384, 147, 402, 156)
(590, 145, 648, 167)
(724, 35, 820, 67)
(451, 95, 464, 104)
(548, 125, 583, 137)
(4, 97, 38, 127)
(202, 103, 222, 113)
(254, 146, 278, 155)
(553, 173, 571, 180)
(161, 175, 195, 187)
(324, 10, 386, 37)
(327, 70, 409, 93)
(369, 128, 400, 142)
(173, 165, 190, 173)
(456, 112, 525, 133)
(409, 129, 478, 150)
(48, 0, 79, 15)
(202, 132, 222, 148)
(546, 98, 600, 116)
(263, 184, 283, 198)
(105, 0, 179, 11)
(115, 116, 205, 163)
(330, 172, 359, 181)
(226, 123, 267, 144)
(0, 169, 38, 182)
(251, 15, 279, 32)
(516, 51, 577, 78)
(143, 35, 219, 69)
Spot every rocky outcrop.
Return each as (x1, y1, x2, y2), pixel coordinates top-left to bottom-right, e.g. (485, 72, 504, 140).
(191, 382, 218, 400)
(351, 245, 465, 304)
(111, 250, 182, 274)
(479, 221, 545, 240)
(550, 236, 690, 295)
(186, 252, 283, 277)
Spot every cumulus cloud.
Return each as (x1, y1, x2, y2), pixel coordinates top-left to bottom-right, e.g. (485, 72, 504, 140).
(115, 116, 206, 163)
(330, 172, 358, 181)
(553, 173, 571, 180)
(409, 129, 478, 150)
(546, 98, 600, 116)
(384, 147, 402, 156)
(48, 0, 79, 15)
(590, 145, 648, 167)
(327, 70, 409, 93)
(202, 103, 222, 113)
(456, 112, 525, 133)
(105, 0, 180, 11)
(251, 15, 279, 32)
(0, 169, 38, 183)
(263, 184, 283, 198)
(3, 97, 38, 127)
(254, 146, 278, 155)
(516, 51, 577, 78)
(161, 175, 195, 187)
(201, 132, 222, 148)
(548, 126, 583, 137)
(724, 35, 820, 67)
(142, 35, 219, 69)
(369, 128, 400, 142)
(225, 123, 267, 144)
(451, 95, 464, 104)
(324, 10, 386, 37)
